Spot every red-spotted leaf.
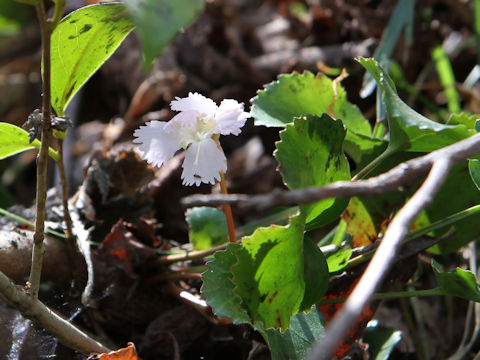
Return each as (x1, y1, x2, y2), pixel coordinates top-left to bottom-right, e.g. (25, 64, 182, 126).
(232, 214, 306, 331)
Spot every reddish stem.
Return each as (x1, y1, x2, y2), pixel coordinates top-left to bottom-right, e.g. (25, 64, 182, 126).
(220, 172, 236, 242)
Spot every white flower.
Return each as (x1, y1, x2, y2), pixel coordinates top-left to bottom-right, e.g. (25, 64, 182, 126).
(133, 92, 249, 186)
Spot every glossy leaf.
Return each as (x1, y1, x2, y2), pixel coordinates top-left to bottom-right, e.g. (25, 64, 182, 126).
(358, 57, 472, 153)
(51, 3, 135, 115)
(275, 114, 350, 226)
(261, 305, 326, 360)
(186, 207, 228, 250)
(0, 123, 59, 161)
(432, 259, 480, 302)
(232, 214, 306, 331)
(123, 0, 204, 69)
(201, 243, 250, 324)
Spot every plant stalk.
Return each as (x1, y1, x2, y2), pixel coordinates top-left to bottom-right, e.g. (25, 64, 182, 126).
(28, 0, 53, 298)
(220, 172, 236, 242)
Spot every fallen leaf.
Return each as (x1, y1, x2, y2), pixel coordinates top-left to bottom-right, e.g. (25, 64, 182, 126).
(88, 342, 140, 360)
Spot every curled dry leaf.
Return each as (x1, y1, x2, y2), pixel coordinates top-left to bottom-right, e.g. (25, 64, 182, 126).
(88, 342, 139, 360)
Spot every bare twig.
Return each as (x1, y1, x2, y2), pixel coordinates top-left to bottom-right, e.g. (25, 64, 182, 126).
(182, 133, 480, 210)
(29, 0, 53, 299)
(306, 138, 480, 360)
(0, 270, 110, 354)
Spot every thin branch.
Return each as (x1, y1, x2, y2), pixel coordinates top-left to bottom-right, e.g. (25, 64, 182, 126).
(306, 158, 453, 360)
(0, 270, 110, 354)
(182, 133, 480, 210)
(29, 0, 53, 298)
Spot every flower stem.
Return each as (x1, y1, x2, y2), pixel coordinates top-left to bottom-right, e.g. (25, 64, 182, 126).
(220, 172, 236, 243)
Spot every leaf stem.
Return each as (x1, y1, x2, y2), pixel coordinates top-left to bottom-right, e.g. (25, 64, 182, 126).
(49, 0, 65, 30)
(352, 146, 397, 180)
(29, 0, 53, 298)
(220, 172, 236, 243)
(318, 288, 443, 305)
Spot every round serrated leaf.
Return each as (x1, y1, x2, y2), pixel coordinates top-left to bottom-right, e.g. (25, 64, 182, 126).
(186, 207, 228, 250)
(51, 3, 135, 116)
(251, 72, 371, 135)
(275, 114, 350, 226)
(201, 243, 250, 324)
(232, 214, 306, 331)
(261, 305, 326, 360)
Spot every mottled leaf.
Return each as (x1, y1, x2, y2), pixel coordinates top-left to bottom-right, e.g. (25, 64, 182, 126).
(51, 3, 135, 115)
(326, 248, 353, 274)
(232, 214, 306, 331)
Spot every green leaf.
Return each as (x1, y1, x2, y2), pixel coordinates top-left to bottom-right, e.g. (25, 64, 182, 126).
(251, 72, 370, 133)
(123, 0, 204, 69)
(432, 259, 480, 302)
(186, 207, 228, 250)
(326, 248, 352, 274)
(0, 123, 59, 161)
(275, 114, 350, 226)
(232, 214, 306, 331)
(51, 3, 135, 116)
(261, 305, 326, 360)
(300, 236, 329, 312)
(201, 243, 250, 324)
(358, 57, 472, 153)
(250, 72, 379, 164)
(447, 113, 479, 130)
(363, 324, 402, 360)
(469, 159, 480, 191)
